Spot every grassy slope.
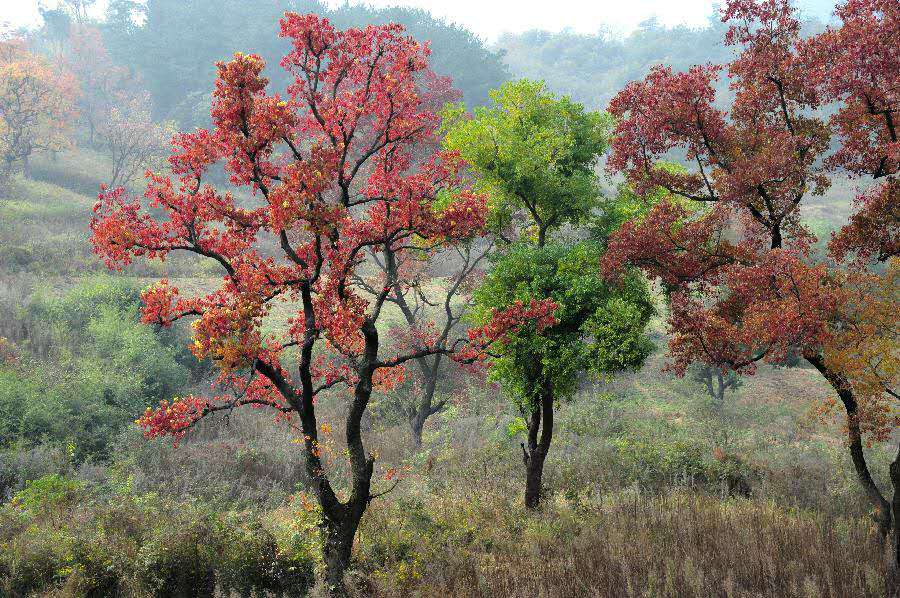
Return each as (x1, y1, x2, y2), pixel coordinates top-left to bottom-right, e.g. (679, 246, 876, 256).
(1, 146, 893, 597)
(1, 147, 889, 482)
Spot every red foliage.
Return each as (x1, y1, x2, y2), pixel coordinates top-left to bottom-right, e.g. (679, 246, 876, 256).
(799, 0, 899, 179)
(454, 299, 558, 363)
(91, 15, 499, 443)
(603, 0, 897, 418)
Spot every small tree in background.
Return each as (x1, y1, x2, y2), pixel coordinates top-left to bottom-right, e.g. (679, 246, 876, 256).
(91, 15, 552, 594)
(98, 94, 174, 188)
(66, 24, 135, 145)
(0, 40, 76, 187)
(602, 0, 897, 583)
(357, 67, 488, 448)
(689, 363, 742, 404)
(368, 241, 492, 448)
(59, 0, 99, 25)
(444, 80, 654, 508)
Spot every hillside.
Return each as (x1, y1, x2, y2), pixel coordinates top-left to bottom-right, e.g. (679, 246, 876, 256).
(0, 146, 891, 596)
(1, 1, 897, 596)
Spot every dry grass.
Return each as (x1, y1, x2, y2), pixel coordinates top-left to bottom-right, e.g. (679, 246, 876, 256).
(362, 490, 883, 598)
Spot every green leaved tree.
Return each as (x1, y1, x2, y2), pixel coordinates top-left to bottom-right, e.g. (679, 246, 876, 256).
(444, 80, 655, 508)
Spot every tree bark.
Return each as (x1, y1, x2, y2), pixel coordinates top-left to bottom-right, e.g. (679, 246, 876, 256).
(523, 378, 554, 509)
(408, 355, 442, 450)
(807, 354, 892, 536)
(321, 502, 366, 597)
(259, 282, 379, 597)
(316, 318, 378, 595)
(715, 370, 726, 402)
(886, 442, 900, 598)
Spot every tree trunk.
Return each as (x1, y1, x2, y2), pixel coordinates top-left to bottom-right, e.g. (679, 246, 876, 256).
(703, 371, 716, 400)
(807, 354, 891, 536)
(406, 352, 445, 450)
(410, 411, 426, 449)
(715, 370, 726, 402)
(523, 378, 554, 510)
(524, 440, 547, 509)
(315, 317, 378, 596)
(321, 504, 365, 597)
(886, 443, 900, 598)
(261, 286, 378, 597)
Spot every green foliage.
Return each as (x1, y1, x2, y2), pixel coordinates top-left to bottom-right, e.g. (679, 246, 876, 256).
(473, 242, 654, 406)
(216, 515, 316, 597)
(0, 491, 319, 598)
(11, 474, 84, 512)
(442, 79, 612, 239)
(0, 278, 195, 460)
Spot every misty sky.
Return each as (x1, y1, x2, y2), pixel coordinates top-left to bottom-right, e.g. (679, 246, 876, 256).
(4, 0, 838, 40)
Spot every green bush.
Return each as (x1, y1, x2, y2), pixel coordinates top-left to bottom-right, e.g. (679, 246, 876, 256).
(136, 514, 218, 597)
(0, 493, 319, 597)
(0, 278, 198, 461)
(217, 515, 316, 597)
(12, 474, 84, 512)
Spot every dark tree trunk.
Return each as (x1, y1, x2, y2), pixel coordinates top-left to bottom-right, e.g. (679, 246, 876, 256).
(524, 438, 547, 509)
(410, 413, 426, 449)
(715, 370, 726, 402)
(259, 282, 379, 597)
(807, 354, 891, 536)
(523, 378, 554, 510)
(408, 355, 442, 449)
(316, 318, 378, 595)
(21, 154, 30, 179)
(321, 502, 366, 597)
(887, 443, 900, 598)
(703, 372, 716, 401)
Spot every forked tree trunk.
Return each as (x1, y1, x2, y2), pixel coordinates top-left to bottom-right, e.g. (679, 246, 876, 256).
(260, 295, 380, 597)
(409, 361, 443, 450)
(523, 378, 554, 510)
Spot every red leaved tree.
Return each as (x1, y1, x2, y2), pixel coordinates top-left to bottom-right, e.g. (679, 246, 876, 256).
(603, 0, 897, 570)
(90, 14, 552, 595)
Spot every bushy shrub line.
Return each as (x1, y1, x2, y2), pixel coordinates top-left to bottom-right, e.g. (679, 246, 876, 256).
(0, 476, 319, 597)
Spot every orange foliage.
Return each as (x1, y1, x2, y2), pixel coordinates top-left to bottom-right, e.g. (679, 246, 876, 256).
(0, 40, 77, 184)
(823, 259, 900, 443)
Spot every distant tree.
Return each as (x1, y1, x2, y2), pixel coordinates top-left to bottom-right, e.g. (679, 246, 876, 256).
(90, 15, 544, 594)
(496, 13, 826, 112)
(0, 40, 76, 187)
(98, 94, 174, 188)
(602, 0, 898, 582)
(66, 24, 134, 145)
(689, 363, 742, 403)
(329, 4, 509, 105)
(444, 80, 654, 508)
(58, 0, 98, 24)
(100, 0, 507, 128)
(372, 241, 491, 448)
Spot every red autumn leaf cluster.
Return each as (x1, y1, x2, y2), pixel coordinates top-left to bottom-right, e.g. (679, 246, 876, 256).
(603, 0, 897, 440)
(90, 14, 495, 442)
